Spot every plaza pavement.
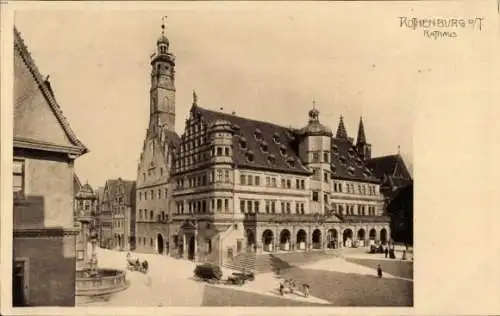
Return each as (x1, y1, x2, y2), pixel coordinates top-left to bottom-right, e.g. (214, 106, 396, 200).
(78, 245, 413, 306)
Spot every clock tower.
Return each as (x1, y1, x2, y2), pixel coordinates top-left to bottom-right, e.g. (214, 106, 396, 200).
(149, 21, 176, 133)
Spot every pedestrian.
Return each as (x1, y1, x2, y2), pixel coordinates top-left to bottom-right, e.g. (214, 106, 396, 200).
(303, 283, 310, 298)
(377, 264, 383, 278)
(402, 250, 407, 261)
(384, 247, 388, 258)
(279, 282, 284, 296)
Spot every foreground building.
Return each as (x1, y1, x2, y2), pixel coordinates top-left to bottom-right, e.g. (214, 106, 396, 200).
(135, 25, 393, 266)
(13, 27, 88, 306)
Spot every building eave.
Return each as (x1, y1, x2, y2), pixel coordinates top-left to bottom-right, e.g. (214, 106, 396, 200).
(14, 137, 87, 158)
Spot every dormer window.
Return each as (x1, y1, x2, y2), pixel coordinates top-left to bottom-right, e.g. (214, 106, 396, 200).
(347, 166, 355, 176)
(254, 128, 263, 141)
(272, 132, 280, 144)
(287, 157, 295, 167)
(267, 154, 276, 165)
(260, 141, 268, 153)
(232, 124, 240, 134)
(339, 156, 347, 165)
(239, 137, 247, 149)
(332, 145, 338, 154)
(279, 144, 287, 156)
(246, 151, 255, 162)
(285, 130, 295, 140)
(348, 147, 355, 157)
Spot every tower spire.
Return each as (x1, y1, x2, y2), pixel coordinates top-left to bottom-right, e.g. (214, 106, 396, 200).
(336, 115, 348, 139)
(356, 116, 366, 144)
(192, 89, 198, 106)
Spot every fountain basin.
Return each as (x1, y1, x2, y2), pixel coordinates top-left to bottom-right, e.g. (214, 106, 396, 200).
(76, 268, 129, 298)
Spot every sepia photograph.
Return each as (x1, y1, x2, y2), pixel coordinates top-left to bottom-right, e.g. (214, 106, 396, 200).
(9, 2, 418, 310)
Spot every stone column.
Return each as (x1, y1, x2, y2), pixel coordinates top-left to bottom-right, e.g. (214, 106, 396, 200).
(194, 232, 198, 262)
(183, 234, 187, 259)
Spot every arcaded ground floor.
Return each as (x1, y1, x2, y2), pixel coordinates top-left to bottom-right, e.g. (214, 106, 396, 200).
(246, 223, 391, 254)
(79, 245, 412, 307)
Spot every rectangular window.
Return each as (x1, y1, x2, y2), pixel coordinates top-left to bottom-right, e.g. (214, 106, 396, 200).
(324, 194, 328, 204)
(271, 201, 276, 213)
(286, 180, 291, 189)
(225, 170, 230, 183)
(272, 178, 277, 187)
(255, 176, 260, 186)
(323, 151, 329, 163)
(312, 151, 320, 162)
(295, 203, 299, 214)
(240, 175, 246, 185)
(247, 200, 253, 213)
(296, 179, 300, 189)
(224, 199, 229, 211)
(300, 203, 305, 214)
(13, 160, 24, 194)
(158, 189, 162, 199)
(265, 201, 270, 213)
(281, 179, 286, 188)
(240, 200, 245, 213)
(323, 172, 329, 183)
(286, 202, 291, 214)
(266, 176, 270, 186)
(216, 147, 223, 155)
(312, 191, 319, 201)
(254, 201, 260, 213)
(301, 180, 305, 189)
(217, 199, 222, 211)
(281, 202, 285, 213)
(225, 147, 230, 156)
(248, 175, 253, 185)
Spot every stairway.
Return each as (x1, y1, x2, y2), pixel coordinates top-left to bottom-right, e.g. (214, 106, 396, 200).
(223, 250, 342, 274)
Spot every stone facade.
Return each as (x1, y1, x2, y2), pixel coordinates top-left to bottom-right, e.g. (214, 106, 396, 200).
(132, 26, 394, 267)
(13, 27, 88, 306)
(135, 23, 179, 255)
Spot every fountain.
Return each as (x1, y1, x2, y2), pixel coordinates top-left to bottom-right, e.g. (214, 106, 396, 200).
(74, 184, 129, 304)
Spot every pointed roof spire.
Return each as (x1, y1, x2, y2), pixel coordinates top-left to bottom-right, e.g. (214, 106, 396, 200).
(356, 116, 366, 144)
(157, 16, 169, 47)
(336, 115, 348, 139)
(192, 89, 198, 106)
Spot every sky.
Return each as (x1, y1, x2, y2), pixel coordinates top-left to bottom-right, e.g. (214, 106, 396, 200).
(13, 2, 485, 188)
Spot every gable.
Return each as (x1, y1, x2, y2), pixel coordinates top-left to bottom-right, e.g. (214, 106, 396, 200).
(13, 28, 87, 156)
(14, 50, 76, 148)
(137, 135, 169, 187)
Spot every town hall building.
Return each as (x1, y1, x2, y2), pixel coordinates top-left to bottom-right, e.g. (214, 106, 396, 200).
(135, 24, 394, 267)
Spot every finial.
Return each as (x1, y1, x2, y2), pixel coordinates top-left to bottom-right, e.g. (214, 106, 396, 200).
(161, 16, 167, 36)
(397, 145, 401, 154)
(192, 90, 198, 105)
(312, 99, 316, 110)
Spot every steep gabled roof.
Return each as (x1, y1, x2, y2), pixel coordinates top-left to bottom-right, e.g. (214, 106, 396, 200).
(13, 27, 88, 156)
(192, 105, 311, 175)
(366, 154, 412, 182)
(73, 173, 82, 196)
(331, 138, 380, 183)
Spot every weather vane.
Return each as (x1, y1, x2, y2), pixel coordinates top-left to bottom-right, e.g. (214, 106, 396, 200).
(161, 16, 168, 35)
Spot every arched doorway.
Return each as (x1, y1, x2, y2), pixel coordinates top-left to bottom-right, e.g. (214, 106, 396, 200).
(262, 229, 274, 252)
(279, 229, 291, 251)
(312, 229, 322, 249)
(369, 228, 377, 246)
(296, 229, 307, 250)
(327, 229, 338, 248)
(188, 235, 195, 260)
(157, 233, 164, 254)
(343, 229, 353, 248)
(246, 229, 255, 251)
(380, 228, 388, 245)
(357, 229, 366, 247)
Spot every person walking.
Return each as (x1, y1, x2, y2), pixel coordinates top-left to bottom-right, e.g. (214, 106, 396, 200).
(377, 264, 383, 278)
(279, 281, 285, 296)
(384, 247, 388, 258)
